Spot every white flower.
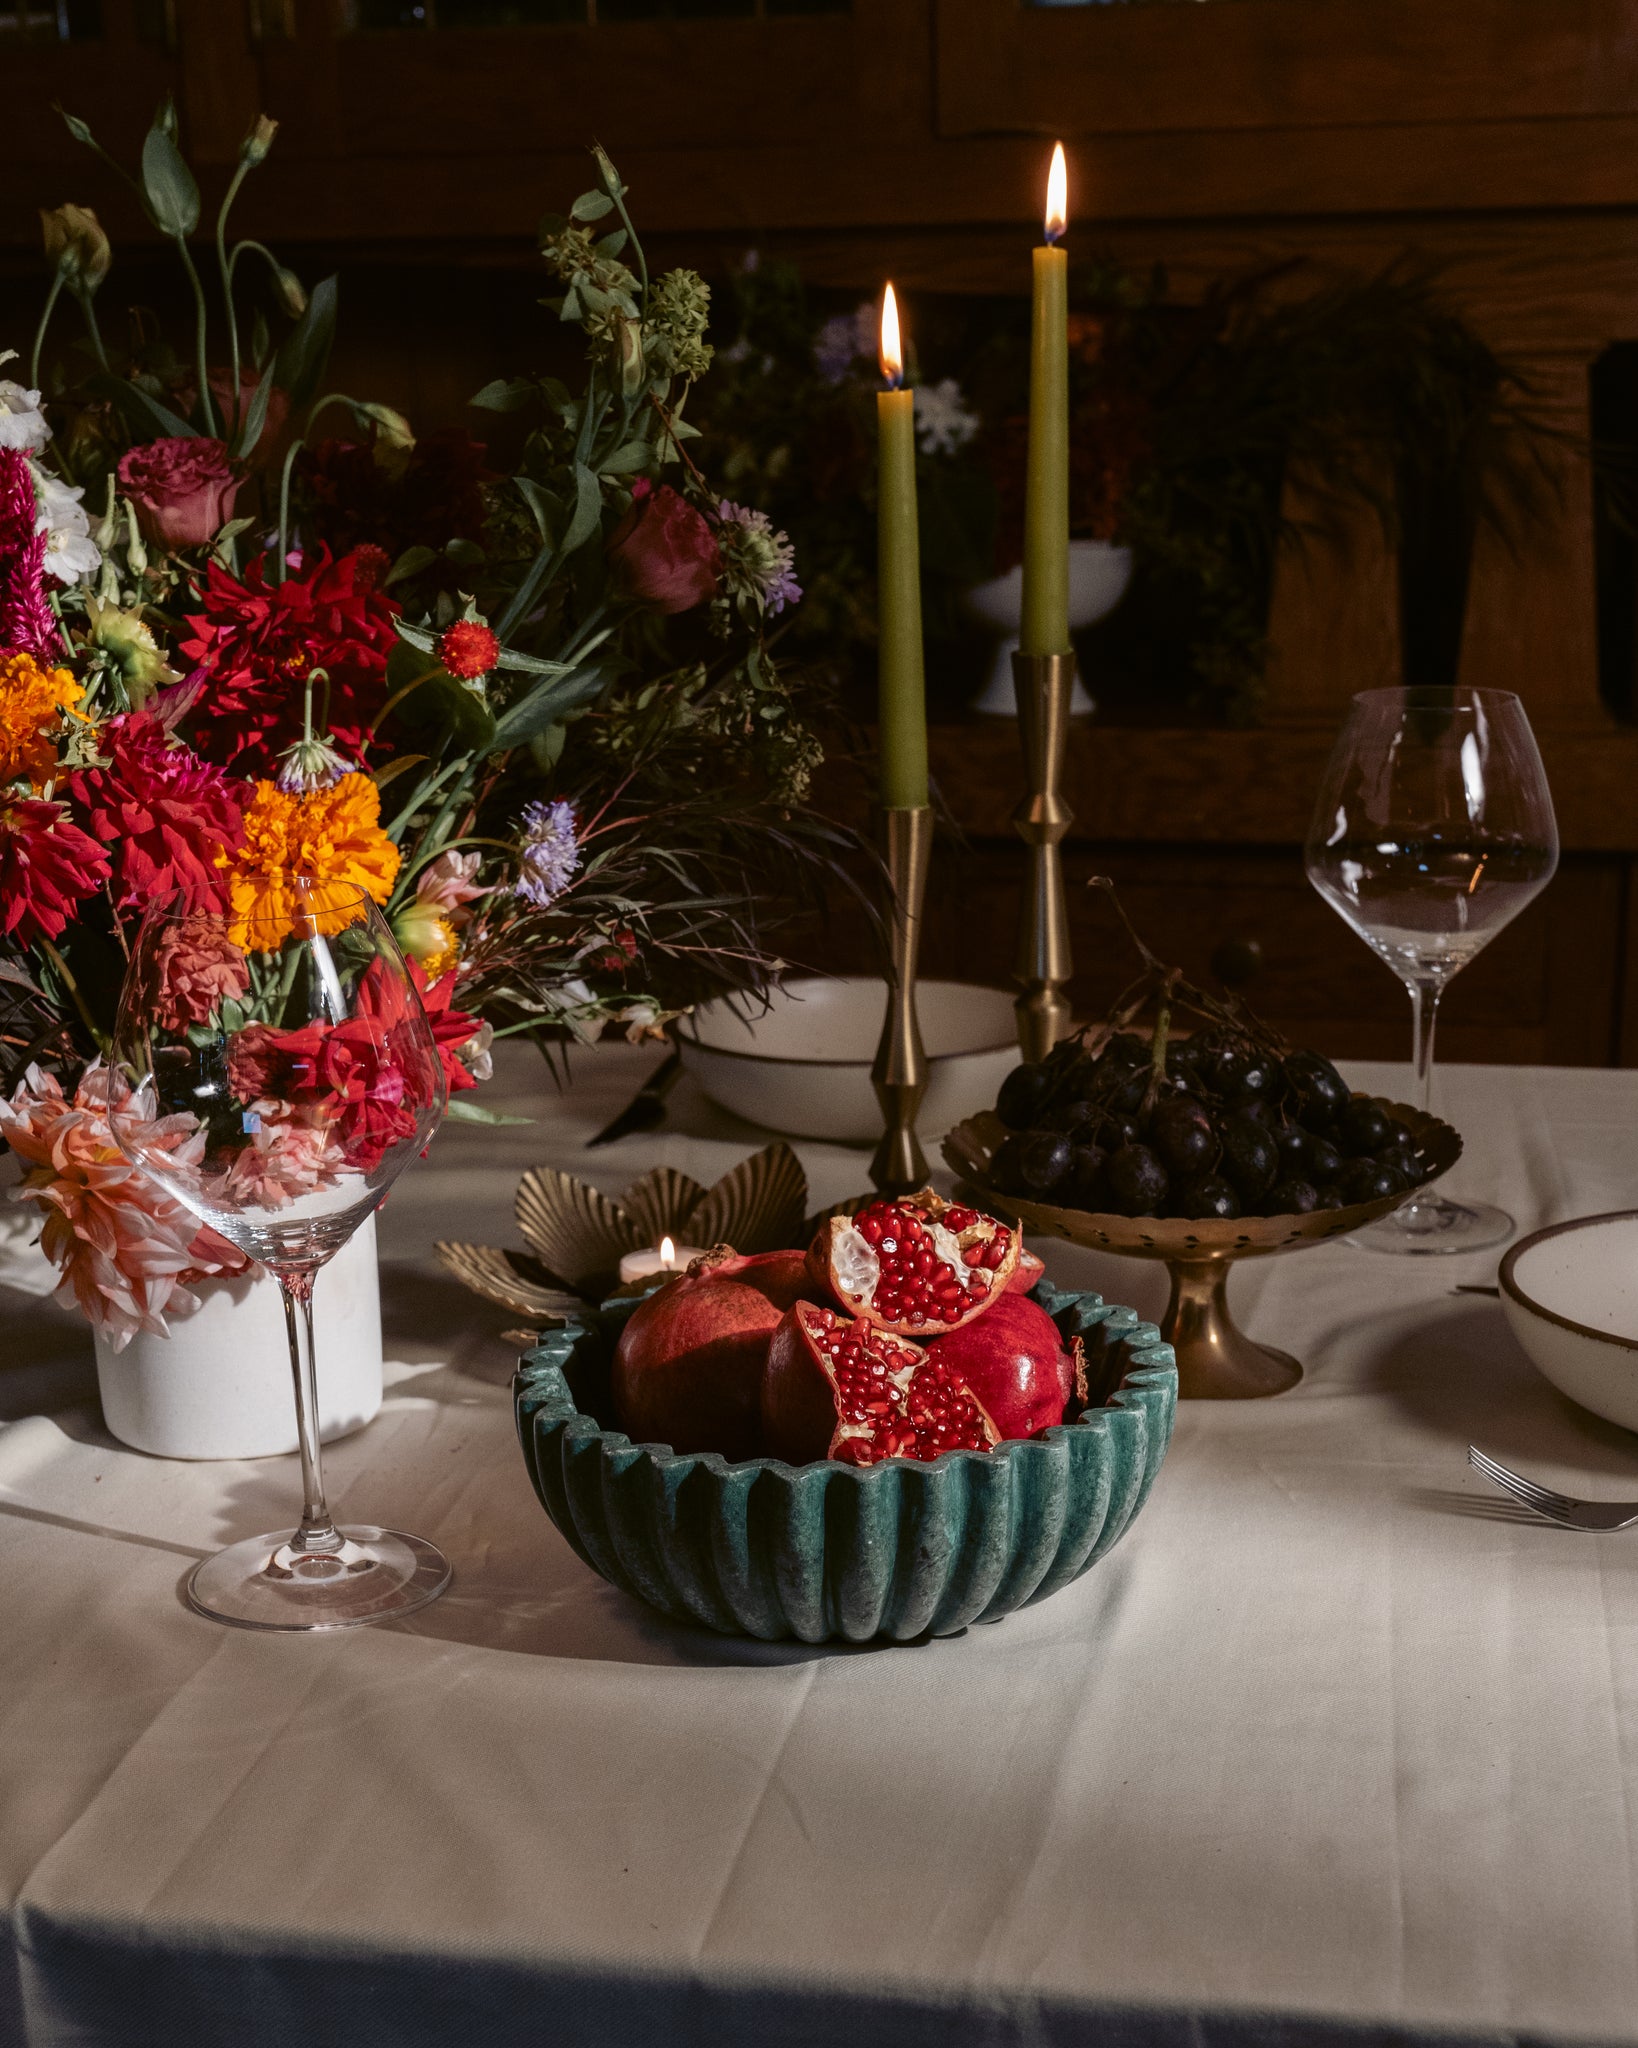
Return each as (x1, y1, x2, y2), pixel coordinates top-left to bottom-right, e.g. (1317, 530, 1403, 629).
(0, 358, 51, 453)
(31, 464, 99, 585)
(914, 379, 981, 458)
(814, 301, 879, 385)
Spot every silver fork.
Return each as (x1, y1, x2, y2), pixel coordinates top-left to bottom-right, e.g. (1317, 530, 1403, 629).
(1468, 1445, 1638, 1531)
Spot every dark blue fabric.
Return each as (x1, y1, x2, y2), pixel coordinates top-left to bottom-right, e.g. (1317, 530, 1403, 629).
(1, 1912, 1618, 2048)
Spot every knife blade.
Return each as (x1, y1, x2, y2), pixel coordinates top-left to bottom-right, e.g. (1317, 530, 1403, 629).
(587, 1047, 683, 1148)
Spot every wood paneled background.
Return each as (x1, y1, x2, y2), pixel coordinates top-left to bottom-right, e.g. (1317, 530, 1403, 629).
(6, 0, 1638, 1061)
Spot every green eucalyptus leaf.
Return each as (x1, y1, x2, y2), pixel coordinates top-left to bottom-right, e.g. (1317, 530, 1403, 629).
(570, 190, 614, 223)
(514, 475, 558, 543)
(529, 722, 569, 772)
(58, 107, 96, 148)
(562, 460, 603, 557)
(233, 355, 279, 460)
(140, 120, 199, 238)
(386, 545, 438, 587)
(469, 377, 536, 413)
(598, 439, 652, 477)
(558, 285, 583, 323)
(274, 274, 338, 410)
(596, 230, 629, 259)
(444, 537, 486, 565)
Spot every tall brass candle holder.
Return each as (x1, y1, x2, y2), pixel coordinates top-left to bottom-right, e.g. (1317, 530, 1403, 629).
(870, 805, 935, 1195)
(1012, 648, 1076, 1061)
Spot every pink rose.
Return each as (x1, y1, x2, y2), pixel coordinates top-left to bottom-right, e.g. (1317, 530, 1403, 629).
(605, 480, 719, 615)
(117, 436, 240, 550)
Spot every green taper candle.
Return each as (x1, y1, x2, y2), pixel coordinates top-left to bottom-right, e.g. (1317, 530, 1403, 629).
(876, 282, 928, 809)
(1020, 143, 1070, 658)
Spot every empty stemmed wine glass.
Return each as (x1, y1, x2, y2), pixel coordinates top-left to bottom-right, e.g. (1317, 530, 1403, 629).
(110, 878, 449, 1629)
(1304, 686, 1558, 1254)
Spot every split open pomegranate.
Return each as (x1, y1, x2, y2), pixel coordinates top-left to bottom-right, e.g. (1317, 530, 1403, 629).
(761, 1301, 1002, 1466)
(611, 1245, 813, 1461)
(1007, 1247, 1047, 1296)
(923, 1292, 1084, 1441)
(807, 1192, 1020, 1337)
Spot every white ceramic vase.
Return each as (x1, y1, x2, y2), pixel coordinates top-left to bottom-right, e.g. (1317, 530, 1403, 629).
(93, 1213, 384, 1461)
(964, 538, 1135, 717)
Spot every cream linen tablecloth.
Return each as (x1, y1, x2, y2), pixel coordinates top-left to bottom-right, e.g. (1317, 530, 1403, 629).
(4, 1044, 1638, 2048)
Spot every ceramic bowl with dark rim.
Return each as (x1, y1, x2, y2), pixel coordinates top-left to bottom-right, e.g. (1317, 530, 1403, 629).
(1501, 1211, 1638, 1433)
(676, 976, 1018, 1143)
(513, 1282, 1177, 1644)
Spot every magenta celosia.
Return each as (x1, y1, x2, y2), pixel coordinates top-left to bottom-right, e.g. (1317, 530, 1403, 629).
(0, 1061, 250, 1351)
(0, 448, 57, 663)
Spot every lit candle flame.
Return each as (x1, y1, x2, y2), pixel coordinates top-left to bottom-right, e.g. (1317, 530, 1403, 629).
(660, 1235, 676, 1269)
(1045, 141, 1067, 244)
(879, 282, 903, 388)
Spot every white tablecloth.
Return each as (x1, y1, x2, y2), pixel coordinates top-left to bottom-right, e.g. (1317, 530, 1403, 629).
(4, 1046, 1638, 2048)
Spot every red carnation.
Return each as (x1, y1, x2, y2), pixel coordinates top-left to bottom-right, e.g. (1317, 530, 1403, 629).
(0, 798, 111, 945)
(70, 712, 244, 913)
(438, 619, 499, 681)
(605, 480, 720, 615)
(179, 546, 401, 776)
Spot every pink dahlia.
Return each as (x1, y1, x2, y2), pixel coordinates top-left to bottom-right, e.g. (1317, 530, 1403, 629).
(149, 913, 251, 1032)
(214, 1101, 349, 1211)
(70, 712, 245, 913)
(0, 798, 111, 945)
(0, 1062, 250, 1350)
(179, 546, 401, 777)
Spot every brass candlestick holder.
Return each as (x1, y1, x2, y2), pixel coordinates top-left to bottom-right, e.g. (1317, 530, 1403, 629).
(870, 804, 934, 1195)
(1012, 648, 1076, 1061)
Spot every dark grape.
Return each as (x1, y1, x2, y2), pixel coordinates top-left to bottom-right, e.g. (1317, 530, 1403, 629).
(1174, 1174, 1241, 1220)
(1285, 1051, 1349, 1128)
(1103, 1033, 1148, 1072)
(1106, 1144, 1169, 1216)
(1067, 1142, 1108, 1206)
(1307, 1136, 1343, 1181)
(1108, 1068, 1149, 1115)
(1219, 1112, 1278, 1200)
(1337, 1158, 1408, 1205)
(1150, 1097, 1216, 1175)
(1058, 1097, 1100, 1133)
(1377, 1140, 1423, 1185)
(997, 1063, 1052, 1131)
(1338, 1099, 1393, 1157)
(1215, 1052, 1276, 1105)
(1264, 1177, 1320, 1215)
(1274, 1123, 1311, 1173)
(1311, 1181, 1343, 1210)
(1101, 1113, 1141, 1148)
(988, 1135, 1028, 1194)
(1018, 1129, 1073, 1194)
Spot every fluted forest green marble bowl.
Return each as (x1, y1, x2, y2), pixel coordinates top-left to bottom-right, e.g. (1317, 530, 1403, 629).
(513, 1282, 1176, 1644)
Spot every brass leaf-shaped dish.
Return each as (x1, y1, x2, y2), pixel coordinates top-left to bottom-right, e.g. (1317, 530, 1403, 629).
(439, 1143, 814, 1325)
(434, 1242, 583, 1320)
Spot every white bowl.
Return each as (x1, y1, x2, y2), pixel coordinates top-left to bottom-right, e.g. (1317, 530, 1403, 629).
(677, 978, 1019, 1145)
(1500, 1210, 1638, 1432)
(963, 539, 1134, 717)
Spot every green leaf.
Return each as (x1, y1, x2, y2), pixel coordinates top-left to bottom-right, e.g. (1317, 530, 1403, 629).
(233, 355, 279, 460)
(383, 639, 495, 753)
(274, 273, 338, 410)
(598, 439, 651, 477)
(444, 537, 486, 566)
(514, 476, 558, 544)
(562, 460, 603, 557)
(558, 285, 583, 323)
(140, 120, 200, 238)
(385, 545, 438, 587)
(57, 107, 95, 148)
(443, 1099, 534, 1127)
(529, 722, 568, 772)
(87, 371, 196, 441)
(469, 377, 536, 413)
(596, 230, 629, 259)
(488, 663, 607, 754)
(570, 190, 614, 223)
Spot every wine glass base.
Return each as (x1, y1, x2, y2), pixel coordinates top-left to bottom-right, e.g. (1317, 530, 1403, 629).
(186, 1526, 451, 1632)
(1349, 1195, 1514, 1257)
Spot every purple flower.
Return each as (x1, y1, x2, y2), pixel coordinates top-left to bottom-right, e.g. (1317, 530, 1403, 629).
(714, 500, 802, 618)
(516, 798, 579, 909)
(814, 302, 877, 385)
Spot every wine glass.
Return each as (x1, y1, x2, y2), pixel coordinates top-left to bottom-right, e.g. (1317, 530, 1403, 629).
(1304, 686, 1558, 1254)
(110, 879, 450, 1629)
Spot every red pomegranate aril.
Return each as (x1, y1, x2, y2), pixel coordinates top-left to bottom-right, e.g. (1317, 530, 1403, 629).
(806, 1191, 1022, 1339)
(760, 1301, 1001, 1465)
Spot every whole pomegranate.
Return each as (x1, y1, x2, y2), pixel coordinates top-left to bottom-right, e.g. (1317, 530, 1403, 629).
(761, 1301, 1000, 1466)
(923, 1293, 1082, 1441)
(807, 1191, 1019, 1336)
(611, 1246, 812, 1460)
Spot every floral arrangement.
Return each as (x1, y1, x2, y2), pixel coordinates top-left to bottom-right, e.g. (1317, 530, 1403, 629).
(1, 108, 836, 1347)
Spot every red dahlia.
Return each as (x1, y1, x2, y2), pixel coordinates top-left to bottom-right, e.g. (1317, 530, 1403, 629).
(437, 619, 499, 681)
(179, 546, 401, 777)
(0, 798, 111, 945)
(70, 712, 245, 913)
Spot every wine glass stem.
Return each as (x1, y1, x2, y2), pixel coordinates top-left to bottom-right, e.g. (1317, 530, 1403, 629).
(1407, 974, 1443, 1119)
(276, 1269, 340, 1555)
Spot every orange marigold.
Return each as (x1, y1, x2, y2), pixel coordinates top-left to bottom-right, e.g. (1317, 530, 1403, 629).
(223, 771, 400, 948)
(0, 649, 84, 790)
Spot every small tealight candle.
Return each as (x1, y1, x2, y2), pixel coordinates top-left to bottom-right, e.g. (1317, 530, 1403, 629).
(618, 1235, 705, 1286)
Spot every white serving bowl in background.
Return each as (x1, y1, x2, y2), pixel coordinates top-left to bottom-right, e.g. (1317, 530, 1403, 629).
(1500, 1210, 1638, 1432)
(677, 977, 1019, 1145)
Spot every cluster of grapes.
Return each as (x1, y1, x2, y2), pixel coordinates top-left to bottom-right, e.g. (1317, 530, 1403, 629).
(987, 1031, 1433, 1221)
